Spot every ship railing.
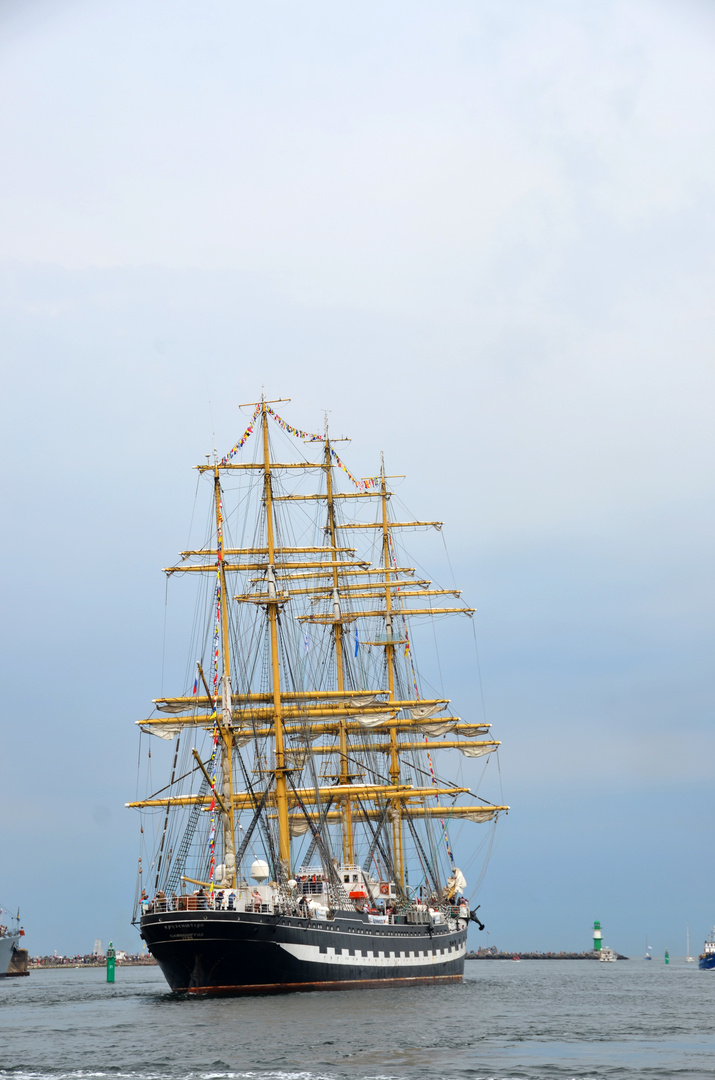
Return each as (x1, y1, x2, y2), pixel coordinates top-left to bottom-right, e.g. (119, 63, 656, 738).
(143, 892, 414, 923)
(142, 893, 275, 915)
(298, 880, 325, 895)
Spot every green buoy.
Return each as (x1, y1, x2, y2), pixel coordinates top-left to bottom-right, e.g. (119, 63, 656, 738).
(106, 941, 116, 982)
(665, 949, 669, 965)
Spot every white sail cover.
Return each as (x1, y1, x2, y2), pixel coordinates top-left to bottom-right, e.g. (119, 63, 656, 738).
(289, 818, 311, 837)
(327, 694, 383, 708)
(460, 744, 496, 758)
(455, 808, 496, 822)
(405, 704, 446, 720)
(155, 699, 214, 714)
(140, 723, 182, 740)
(357, 713, 395, 728)
(458, 725, 490, 737)
(446, 868, 467, 895)
(416, 720, 456, 736)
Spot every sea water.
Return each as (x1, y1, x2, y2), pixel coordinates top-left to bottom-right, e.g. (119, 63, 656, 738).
(1, 960, 714, 1080)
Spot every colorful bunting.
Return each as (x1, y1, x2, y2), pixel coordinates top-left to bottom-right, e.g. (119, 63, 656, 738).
(266, 406, 378, 492)
(219, 404, 260, 465)
(266, 406, 324, 442)
(219, 404, 381, 495)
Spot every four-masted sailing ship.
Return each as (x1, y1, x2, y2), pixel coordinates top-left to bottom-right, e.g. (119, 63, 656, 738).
(130, 397, 507, 994)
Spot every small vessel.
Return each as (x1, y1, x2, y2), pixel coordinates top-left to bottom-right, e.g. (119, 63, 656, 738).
(699, 928, 715, 970)
(644, 936, 652, 960)
(0, 908, 25, 977)
(686, 924, 695, 962)
(130, 398, 508, 994)
(599, 945, 617, 962)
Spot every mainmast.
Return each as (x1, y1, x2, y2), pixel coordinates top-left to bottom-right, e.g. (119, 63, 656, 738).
(323, 433, 354, 864)
(260, 400, 291, 875)
(379, 458, 405, 887)
(213, 466, 237, 888)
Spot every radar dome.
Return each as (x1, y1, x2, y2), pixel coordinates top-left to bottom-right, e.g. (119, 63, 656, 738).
(251, 859, 270, 882)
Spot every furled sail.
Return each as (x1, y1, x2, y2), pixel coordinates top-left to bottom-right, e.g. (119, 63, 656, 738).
(357, 713, 397, 728)
(416, 720, 456, 736)
(140, 723, 182, 740)
(405, 703, 447, 720)
(453, 808, 496, 822)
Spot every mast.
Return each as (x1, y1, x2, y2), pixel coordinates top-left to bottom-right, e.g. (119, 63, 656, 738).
(261, 400, 291, 874)
(213, 467, 237, 887)
(323, 435, 354, 864)
(379, 457, 405, 888)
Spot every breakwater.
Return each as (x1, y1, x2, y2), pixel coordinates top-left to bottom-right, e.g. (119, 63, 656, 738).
(467, 949, 629, 960)
(29, 954, 157, 969)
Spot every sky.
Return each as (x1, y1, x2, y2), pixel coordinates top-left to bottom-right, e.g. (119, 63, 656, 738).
(0, 0, 714, 958)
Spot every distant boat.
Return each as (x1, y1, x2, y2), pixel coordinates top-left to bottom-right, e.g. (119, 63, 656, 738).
(686, 924, 695, 963)
(699, 928, 715, 970)
(600, 946, 617, 962)
(644, 936, 652, 960)
(0, 908, 24, 978)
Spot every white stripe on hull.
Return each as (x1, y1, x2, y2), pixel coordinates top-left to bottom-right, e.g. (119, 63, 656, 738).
(278, 940, 466, 967)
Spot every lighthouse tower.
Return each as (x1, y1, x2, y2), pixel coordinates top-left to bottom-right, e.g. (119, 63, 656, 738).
(593, 920, 602, 953)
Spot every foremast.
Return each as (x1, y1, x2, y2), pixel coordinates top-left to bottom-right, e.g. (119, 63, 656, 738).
(213, 466, 238, 887)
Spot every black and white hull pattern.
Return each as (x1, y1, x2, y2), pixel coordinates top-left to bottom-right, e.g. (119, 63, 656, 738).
(141, 909, 467, 994)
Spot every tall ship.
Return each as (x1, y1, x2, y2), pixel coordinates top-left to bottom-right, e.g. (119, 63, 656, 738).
(699, 928, 715, 970)
(129, 398, 508, 994)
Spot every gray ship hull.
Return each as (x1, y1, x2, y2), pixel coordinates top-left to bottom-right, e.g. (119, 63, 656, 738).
(0, 931, 20, 976)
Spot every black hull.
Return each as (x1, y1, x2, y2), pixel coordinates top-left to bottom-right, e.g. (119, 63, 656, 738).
(140, 908, 467, 994)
